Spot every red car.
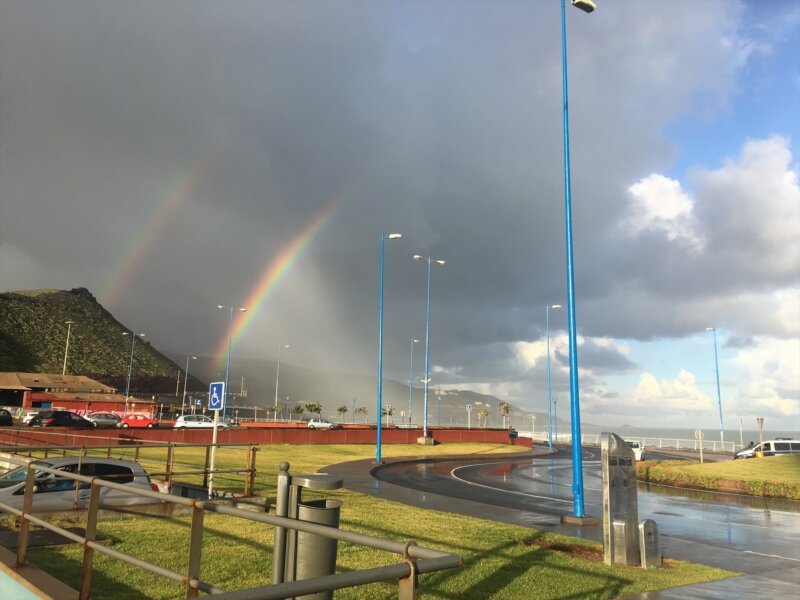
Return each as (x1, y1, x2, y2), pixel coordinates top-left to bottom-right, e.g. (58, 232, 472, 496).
(117, 414, 158, 428)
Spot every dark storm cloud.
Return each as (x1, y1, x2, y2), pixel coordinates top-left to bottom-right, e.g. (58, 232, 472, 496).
(1, 1, 795, 412)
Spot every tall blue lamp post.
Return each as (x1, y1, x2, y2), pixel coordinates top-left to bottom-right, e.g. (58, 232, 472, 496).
(122, 331, 145, 415)
(218, 305, 247, 421)
(706, 327, 724, 449)
(546, 304, 561, 450)
(413, 254, 446, 439)
(376, 232, 402, 463)
(559, 0, 595, 520)
(407, 338, 419, 425)
(274, 344, 290, 421)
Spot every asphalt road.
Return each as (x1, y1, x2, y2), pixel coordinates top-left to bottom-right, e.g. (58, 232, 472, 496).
(326, 445, 800, 597)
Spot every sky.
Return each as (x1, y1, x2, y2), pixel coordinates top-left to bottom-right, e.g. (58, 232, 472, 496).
(1, 0, 798, 432)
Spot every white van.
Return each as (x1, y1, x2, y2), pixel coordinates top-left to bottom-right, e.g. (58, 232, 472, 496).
(734, 439, 800, 460)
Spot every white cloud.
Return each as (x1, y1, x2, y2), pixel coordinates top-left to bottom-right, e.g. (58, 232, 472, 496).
(728, 337, 800, 419)
(631, 369, 714, 412)
(624, 174, 705, 249)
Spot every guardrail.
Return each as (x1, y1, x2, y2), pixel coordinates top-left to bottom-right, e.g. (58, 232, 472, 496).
(0, 441, 259, 496)
(0, 456, 462, 599)
(524, 431, 740, 453)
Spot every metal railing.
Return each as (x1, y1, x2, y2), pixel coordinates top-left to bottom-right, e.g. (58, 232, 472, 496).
(524, 431, 740, 453)
(0, 456, 461, 599)
(0, 441, 259, 495)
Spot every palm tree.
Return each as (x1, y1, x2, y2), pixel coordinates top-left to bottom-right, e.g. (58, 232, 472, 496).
(337, 404, 348, 421)
(355, 406, 368, 423)
(291, 404, 305, 422)
(477, 406, 490, 429)
(498, 402, 511, 429)
(304, 402, 322, 419)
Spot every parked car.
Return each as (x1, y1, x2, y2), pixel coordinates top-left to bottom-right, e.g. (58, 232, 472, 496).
(27, 410, 94, 428)
(85, 412, 122, 428)
(0, 457, 161, 512)
(734, 439, 800, 459)
(0, 409, 13, 427)
(306, 418, 340, 430)
(625, 440, 645, 461)
(117, 414, 158, 429)
(174, 415, 229, 429)
(21, 411, 38, 426)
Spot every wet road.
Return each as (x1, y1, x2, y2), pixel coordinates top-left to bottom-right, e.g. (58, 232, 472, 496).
(368, 445, 800, 580)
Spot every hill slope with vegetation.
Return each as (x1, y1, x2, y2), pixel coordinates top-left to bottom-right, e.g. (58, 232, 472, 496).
(0, 288, 200, 393)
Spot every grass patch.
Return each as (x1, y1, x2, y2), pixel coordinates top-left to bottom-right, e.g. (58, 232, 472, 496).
(10, 443, 735, 599)
(637, 455, 800, 499)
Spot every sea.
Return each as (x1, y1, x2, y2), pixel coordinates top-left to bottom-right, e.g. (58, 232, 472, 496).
(578, 424, 799, 446)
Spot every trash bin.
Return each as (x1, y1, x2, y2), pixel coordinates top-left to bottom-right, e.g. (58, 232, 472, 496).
(295, 498, 342, 600)
(509, 430, 519, 439)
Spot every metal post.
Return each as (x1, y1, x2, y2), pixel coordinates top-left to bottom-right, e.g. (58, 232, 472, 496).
(181, 354, 195, 416)
(423, 257, 432, 438)
(186, 504, 205, 599)
(62, 320, 74, 375)
(376, 233, 401, 463)
(546, 304, 560, 450)
(272, 462, 291, 584)
(707, 327, 724, 449)
(560, 0, 589, 520)
(79, 484, 102, 600)
(274, 344, 289, 421)
(408, 339, 418, 425)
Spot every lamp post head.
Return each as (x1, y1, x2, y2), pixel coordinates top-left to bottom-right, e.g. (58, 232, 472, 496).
(282, 344, 290, 349)
(238, 307, 247, 313)
(412, 254, 424, 261)
(551, 304, 562, 309)
(65, 320, 74, 325)
(571, 0, 596, 13)
(705, 327, 714, 332)
(435, 260, 446, 266)
(387, 233, 402, 240)
(217, 305, 225, 310)
(413, 338, 419, 343)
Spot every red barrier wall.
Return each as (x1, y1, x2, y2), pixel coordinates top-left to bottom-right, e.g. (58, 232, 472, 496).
(0, 427, 531, 448)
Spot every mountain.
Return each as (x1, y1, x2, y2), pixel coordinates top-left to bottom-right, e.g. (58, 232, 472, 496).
(0, 288, 201, 394)
(1, 287, 539, 427)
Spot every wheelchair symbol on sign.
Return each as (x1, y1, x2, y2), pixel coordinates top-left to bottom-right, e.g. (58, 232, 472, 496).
(209, 382, 225, 411)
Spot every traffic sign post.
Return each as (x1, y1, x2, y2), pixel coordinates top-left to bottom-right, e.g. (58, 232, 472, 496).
(208, 382, 225, 497)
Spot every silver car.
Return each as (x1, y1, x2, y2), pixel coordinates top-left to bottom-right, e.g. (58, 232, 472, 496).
(0, 457, 161, 512)
(174, 415, 229, 429)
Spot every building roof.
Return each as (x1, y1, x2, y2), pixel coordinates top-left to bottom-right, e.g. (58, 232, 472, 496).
(0, 372, 116, 393)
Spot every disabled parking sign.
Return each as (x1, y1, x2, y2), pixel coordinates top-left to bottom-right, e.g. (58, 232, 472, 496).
(209, 382, 225, 411)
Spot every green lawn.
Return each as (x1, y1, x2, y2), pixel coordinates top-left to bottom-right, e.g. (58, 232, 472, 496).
(15, 443, 735, 599)
(637, 455, 800, 499)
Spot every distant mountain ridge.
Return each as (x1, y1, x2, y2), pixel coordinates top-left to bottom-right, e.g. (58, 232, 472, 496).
(1, 287, 541, 427)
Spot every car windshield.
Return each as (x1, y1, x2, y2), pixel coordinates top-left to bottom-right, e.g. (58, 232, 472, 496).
(0, 460, 53, 483)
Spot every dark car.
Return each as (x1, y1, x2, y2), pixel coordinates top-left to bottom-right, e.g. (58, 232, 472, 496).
(0, 409, 13, 427)
(85, 412, 122, 428)
(27, 410, 94, 428)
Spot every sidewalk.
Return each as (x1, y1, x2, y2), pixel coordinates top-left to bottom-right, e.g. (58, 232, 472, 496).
(324, 453, 800, 599)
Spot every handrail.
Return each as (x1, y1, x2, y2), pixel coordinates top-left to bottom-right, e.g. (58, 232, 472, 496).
(0, 456, 461, 599)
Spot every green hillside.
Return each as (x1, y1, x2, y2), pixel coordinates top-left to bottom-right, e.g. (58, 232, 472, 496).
(0, 288, 196, 393)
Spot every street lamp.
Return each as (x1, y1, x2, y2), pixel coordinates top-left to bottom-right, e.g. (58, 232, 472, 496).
(546, 304, 561, 450)
(181, 354, 197, 416)
(274, 344, 290, 421)
(122, 331, 145, 414)
(558, 0, 594, 520)
(408, 338, 419, 425)
(706, 327, 724, 449)
(218, 305, 247, 421)
(413, 254, 446, 439)
(553, 397, 559, 441)
(62, 320, 74, 375)
(376, 232, 402, 463)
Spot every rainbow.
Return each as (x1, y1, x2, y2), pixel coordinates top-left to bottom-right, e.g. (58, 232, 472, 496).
(213, 198, 340, 366)
(100, 150, 218, 309)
